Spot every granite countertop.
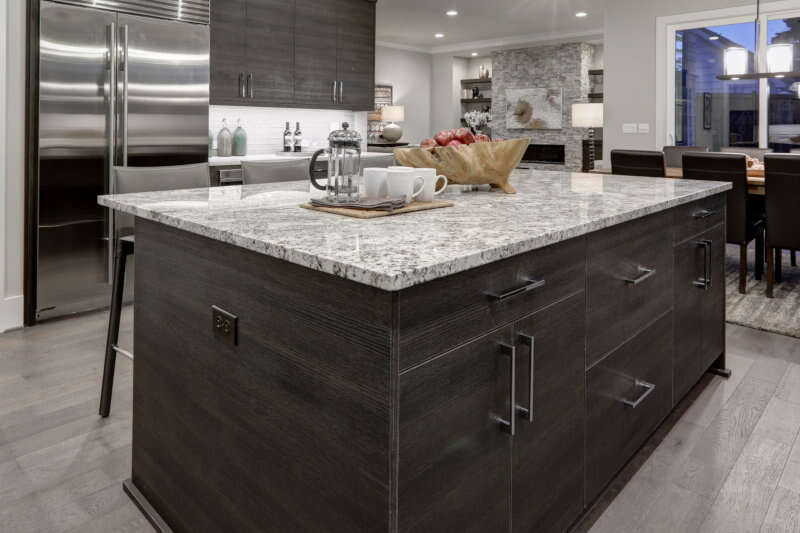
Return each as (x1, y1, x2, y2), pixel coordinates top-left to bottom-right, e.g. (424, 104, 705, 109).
(98, 170, 731, 291)
(208, 151, 394, 167)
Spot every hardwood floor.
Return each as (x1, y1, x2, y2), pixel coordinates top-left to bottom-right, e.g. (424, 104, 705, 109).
(2, 310, 800, 532)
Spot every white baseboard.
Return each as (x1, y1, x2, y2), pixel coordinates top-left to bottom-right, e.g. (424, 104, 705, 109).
(0, 295, 24, 333)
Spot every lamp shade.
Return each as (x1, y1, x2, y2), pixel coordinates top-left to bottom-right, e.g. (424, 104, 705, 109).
(382, 105, 405, 122)
(767, 43, 793, 73)
(571, 103, 603, 128)
(724, 47, 748, 76)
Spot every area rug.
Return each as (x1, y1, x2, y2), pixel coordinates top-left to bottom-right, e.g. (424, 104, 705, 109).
(725, 245, 800, 338)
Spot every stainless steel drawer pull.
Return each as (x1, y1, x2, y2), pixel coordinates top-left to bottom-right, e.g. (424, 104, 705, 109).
(693, 239, 712, 289)
(623, 266, 656, 285)
(332, 81, 337, 103)
(239, 72, 246, 98)
(486, 278, 546, 301)
(619, 379, 656, 408)
(518, 333, 534, 422)
(495, 342, 516, 436)
(692, 209, 717, 219)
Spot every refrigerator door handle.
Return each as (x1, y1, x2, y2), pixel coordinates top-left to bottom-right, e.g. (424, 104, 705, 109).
(107, 22, 117, 191)
(120, 24, 129, 167)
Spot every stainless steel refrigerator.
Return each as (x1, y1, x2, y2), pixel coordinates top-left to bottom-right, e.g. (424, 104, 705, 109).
(36, 0, 209, 321)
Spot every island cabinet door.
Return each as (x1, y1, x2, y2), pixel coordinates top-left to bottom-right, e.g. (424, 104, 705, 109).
(398, 326, 515, 533)
(673, 224, 726, 402)
(512, 293, 586, 533)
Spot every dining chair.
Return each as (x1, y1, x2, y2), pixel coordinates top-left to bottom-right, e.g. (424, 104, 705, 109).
(610, 150, 666, 177)
(662, 146, 708, 168)
(683, 153, 764, 294)
(100, 163, 210, 417)
(721, 146, 773, 160)
(242, 159, 310, 184)
(764, 154, 800, 298)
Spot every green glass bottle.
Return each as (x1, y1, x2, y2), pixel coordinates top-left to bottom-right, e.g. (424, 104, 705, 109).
(232, 119, 247, 156)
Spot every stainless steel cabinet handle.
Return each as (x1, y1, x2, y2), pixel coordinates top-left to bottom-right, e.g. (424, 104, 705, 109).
(692, 208, 717, 219)
(239, 73, 246, 98)
(332, 81, 338, 103)
(120, 24, 129, 167)
(623, 266, 656, 285)
(495, 342, 516, 435)
(693, 239, 712, 289)
(486, 278, 546, 301)
(517, 333, 534, 422)
(248, 73, 254, 98)
(619, 379, 656, 408)
(338, 80, 344, 103)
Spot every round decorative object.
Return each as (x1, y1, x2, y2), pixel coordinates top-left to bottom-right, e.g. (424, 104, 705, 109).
(382, 122, 403, 142)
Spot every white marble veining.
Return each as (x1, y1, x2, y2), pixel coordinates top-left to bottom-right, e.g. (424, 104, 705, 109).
(98, 170, 731, 291)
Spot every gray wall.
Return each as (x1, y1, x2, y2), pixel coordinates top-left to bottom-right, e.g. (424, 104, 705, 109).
(375, 46, 433, 144)
(603, 0, 753, 161)
(492, 43, 594, 171)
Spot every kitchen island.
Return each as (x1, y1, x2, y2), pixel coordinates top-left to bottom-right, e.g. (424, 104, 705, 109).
(99, 170, 731, 533)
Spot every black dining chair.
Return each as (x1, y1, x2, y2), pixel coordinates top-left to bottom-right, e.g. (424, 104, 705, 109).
(683, 152, 765, 294)
(100, 163, 211, 417)
(610, 150, 666, 177)
(764, 154, 800, 298)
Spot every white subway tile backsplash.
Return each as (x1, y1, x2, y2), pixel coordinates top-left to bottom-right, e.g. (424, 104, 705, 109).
(209, 106, 368, 155)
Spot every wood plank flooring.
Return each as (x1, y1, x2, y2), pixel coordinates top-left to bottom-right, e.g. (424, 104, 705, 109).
(2, 310, 800, 532)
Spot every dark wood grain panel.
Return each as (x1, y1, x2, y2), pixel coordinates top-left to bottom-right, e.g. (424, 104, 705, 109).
(294, 0, 339, 106)
(398, 237, 586, 371)
(587, 210, 674, 366)
(398, 326, 514, 533)
(586, 311, 674, 503)
(245, 0, 295, 105)
(512, 293, 586, 533)
(673, 193, 726, 244)
(210, 0, 246, 104)
(133, 219, 394, 533)
(674, 223, 726, 402)
(336, 0, 375, 110)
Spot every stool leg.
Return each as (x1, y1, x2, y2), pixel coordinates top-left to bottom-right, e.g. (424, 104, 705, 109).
(755, 231, 764, 281)
(99, 244, 129, 417)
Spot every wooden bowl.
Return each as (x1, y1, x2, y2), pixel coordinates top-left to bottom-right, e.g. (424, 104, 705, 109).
(393, 138, 530, 194)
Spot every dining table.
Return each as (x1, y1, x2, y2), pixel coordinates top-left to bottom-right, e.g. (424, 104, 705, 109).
(591, 166, 765, 195)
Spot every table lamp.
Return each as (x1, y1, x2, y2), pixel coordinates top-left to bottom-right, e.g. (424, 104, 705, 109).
(381, 105, 405, 143)
(572, 103, 604, 170)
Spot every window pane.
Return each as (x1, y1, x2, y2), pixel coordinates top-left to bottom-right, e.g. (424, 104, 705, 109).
(767, 17, 800, 153)
(675, 23, 758, 151)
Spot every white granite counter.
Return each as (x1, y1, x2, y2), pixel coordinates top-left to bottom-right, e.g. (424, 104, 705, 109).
(98, 170, 731, 291)
(209, 151, 394, 167)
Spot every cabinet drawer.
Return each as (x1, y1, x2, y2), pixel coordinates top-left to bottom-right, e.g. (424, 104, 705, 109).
(587, 210, 673, 366)
(398, 237, 586, 371)
(673, 194, 725, 244)
(585, 312, 673, 503)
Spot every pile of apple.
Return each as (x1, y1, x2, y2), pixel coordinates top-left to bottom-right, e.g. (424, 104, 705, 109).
(420, 128, 504, 149)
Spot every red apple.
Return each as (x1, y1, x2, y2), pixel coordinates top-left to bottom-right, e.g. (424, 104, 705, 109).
(420, 138, 437, 148)
(446, 139, 463, 148)
(454, 128, 475, 145)
(434, 130, 454, 146)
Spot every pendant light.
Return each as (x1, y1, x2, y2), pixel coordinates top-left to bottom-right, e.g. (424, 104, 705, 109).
(717, 0, 799, 80)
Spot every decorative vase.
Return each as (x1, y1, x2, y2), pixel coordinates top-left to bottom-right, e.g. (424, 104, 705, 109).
(217, 118, 232, 157)
(232, 119, 247, 156)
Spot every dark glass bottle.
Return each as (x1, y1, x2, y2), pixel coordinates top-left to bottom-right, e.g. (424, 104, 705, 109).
(293, 122, 302, 152)
(283, 122, 292, 152)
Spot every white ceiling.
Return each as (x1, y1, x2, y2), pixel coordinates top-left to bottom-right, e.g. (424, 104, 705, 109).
(376, 0, 606, 55)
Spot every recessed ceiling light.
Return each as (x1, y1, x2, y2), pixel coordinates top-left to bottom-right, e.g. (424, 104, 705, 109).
(435, 33, 445, 39)
(709, 36, 719, 40)
(575, 11, 587, 17)
(446, 10, 458, 16)
(471, 52, 478, 56)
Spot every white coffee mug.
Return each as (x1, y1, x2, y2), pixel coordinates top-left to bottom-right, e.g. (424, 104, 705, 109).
(363, 167, 388, 198)
(386, 167, 424, 203)
(415, 168, 449, 202)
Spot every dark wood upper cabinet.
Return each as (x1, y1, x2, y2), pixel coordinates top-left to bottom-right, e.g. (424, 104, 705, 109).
(211, 0, 376, 110)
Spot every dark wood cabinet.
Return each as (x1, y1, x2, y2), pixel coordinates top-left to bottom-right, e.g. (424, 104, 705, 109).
(512, 293, 586, 533)
(673, 223, 725, 402)
(211, 0, 375, 110)
(399, 326, 514, 533)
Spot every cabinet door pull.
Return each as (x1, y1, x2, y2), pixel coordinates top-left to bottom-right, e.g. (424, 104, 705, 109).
(239, 72, 245, 98)
(622, 266, 656, 285)
(338, 80, 344, 103)
(693, 239, 712, 289)
(495, 343, 516, 436)
(692, 208, 717, 219)
(332, 81, 337, 103)
(618, 379, 655, 408)
(248, 73, 254, 99)
(518, 333, 534, 422)
(486, 278, 545, 302)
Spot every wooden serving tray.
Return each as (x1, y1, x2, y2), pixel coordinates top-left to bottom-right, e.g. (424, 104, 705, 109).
(300, 199, 454, 219)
